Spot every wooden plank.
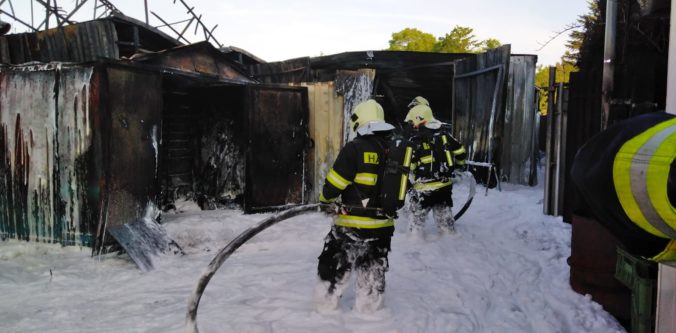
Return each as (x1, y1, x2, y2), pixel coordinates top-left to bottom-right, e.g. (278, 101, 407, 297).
(293, 82, 344, 202)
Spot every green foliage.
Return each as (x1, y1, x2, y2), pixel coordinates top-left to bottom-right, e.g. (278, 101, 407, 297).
(388, 25, 501, 53)
(434, 26, 481, 53)
(564, 1, 600, 64)
(535, 62, 578, 114)
(532, 1, 598, 114)
(388, 28, 436, 52)
(480, 38, 502, 51)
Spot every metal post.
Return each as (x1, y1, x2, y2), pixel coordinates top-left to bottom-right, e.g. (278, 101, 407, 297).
(543, 66, 556, 215)
(144, 0, 149, 25)
(601, 0, 617, 129)
(554, 82, 568, 216)
(666, 0, 676, 115)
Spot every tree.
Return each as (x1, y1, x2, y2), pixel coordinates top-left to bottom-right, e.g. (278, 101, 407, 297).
(388, 26, 501, 54)
(535, 62, 578, 114)
(479, 38, 502, 51)
(388, 28, 436, 52)
(434, 25, 480, 53)
(564, 1, 600, 65)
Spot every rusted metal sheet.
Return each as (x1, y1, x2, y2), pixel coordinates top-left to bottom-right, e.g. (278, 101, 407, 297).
(131, 42, 256, 84)
(103, 67, 162, 232)
(0, 64, 98, 245)
(501, 55, 538, 186)
(453, 45, 511, 186)
(244, 86, 310, 212)
(0, 20, 120, 64)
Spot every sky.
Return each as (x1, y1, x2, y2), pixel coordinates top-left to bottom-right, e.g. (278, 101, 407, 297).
(0, 178, 627, 332)
(2, 0, 591, 66)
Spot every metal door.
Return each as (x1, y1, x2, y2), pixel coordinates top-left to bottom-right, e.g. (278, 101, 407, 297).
(244, 85, 310, 212)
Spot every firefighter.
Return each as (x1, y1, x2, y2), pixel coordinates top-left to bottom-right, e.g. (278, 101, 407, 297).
(571, 112, 675, 261)
(315, 99, 396, 313)
(405, 97, 466, 237)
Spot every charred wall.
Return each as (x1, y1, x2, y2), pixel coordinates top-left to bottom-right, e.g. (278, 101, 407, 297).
(0, 15, 180, 65)
(0, 63, 163, 247)
(159, 84, 248, 210)
(0, 64, 100, 245)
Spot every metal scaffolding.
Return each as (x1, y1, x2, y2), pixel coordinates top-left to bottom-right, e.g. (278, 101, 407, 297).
(0, 0, 222, 47)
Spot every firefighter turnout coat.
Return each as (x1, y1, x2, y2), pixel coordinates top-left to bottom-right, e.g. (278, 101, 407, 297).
(409, 125, 467, 193)
(320, 133, 395, 230)
(571, 112, 676, 261)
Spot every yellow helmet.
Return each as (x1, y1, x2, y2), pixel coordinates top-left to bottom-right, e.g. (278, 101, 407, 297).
(405, 104, 436, 128)
(350, 99, 385, 131)
(407, 96, 429, 109)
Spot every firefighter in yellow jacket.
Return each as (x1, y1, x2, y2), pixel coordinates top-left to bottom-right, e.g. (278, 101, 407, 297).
(405, 97, 467, 237)
(315, 99, 397, 313)
(571, 112, 675, 261)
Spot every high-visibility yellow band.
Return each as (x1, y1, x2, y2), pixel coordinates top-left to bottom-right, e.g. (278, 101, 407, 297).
(399, 174, 408, 200)
(403, 147, 413, 167)
(453, 146, 466, 155)
(327, 168, 351, 190)
(354, 172, 377, 186)
(413, 180, 452, 191)
(613, 118, 676, 238)
(422, 142, 430, 150)
(441, 135, 448, 144)
(445, 150, 453, 166)
(651, 240, 676, 262)
(319, 192, 335, 203)
(456, 160, 466, 165)
(335, 214, 394, 229)
(647, 126, 676, 232)
(363, 152, 379, 164)
(420, 155, 433, 164)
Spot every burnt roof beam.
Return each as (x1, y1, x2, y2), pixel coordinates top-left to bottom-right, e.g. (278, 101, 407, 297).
(34, 0, 76, 27)
(151, 11, 190, 44)
(0, 9, 38, 32)
(176, 0, 221, 47)
(59, 0, 89, 27)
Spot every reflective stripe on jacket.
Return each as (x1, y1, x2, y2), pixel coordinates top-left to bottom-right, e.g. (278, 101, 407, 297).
(320, 133, 392, 224)
(335, 214, 394, 229)
(613, 117, 676, 239)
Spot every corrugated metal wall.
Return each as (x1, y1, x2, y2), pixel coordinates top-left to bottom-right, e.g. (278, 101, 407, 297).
(501, 55, 538, 186)
(0, 64, 98, 245)
(0, 20, 119, 64)
(453, 45, 511, 185)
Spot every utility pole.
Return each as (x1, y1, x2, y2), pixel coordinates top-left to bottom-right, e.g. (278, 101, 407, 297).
(666, 0, 676, 115)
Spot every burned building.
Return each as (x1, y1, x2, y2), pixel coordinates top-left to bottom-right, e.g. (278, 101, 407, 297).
(250, 46, 539, 197)
(0, 15, 311, 253)
(0, 14, 540, 254)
